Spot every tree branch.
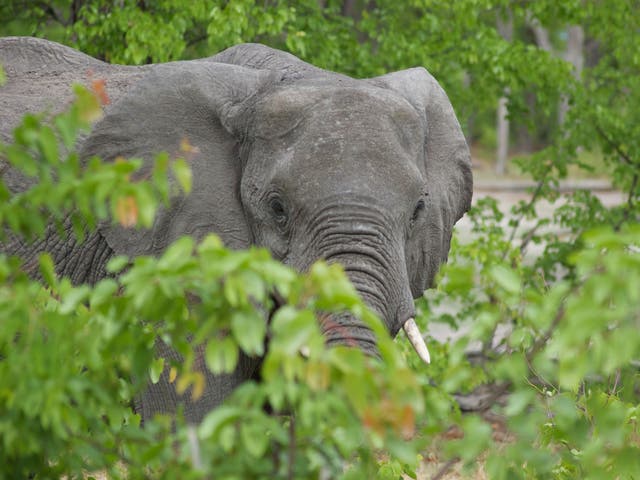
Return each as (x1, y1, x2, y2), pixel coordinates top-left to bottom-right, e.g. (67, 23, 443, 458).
(503, 177, 547, 261)
(185, 34, 209, 49)
(593, 123, 639, 230)
(615, 172, 639, 231)
(32, 0, 68, 26)
(526, 303, 565, 364)
(593, 123, 637, 168)
(431, 457, 460, 480)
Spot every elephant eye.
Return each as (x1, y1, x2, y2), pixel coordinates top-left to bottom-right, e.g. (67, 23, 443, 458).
(412, 199, 425, 222)
(269, 196, 288, 225)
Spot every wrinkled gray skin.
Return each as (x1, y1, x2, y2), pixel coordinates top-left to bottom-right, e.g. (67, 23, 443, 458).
(0, 37, 472, 424)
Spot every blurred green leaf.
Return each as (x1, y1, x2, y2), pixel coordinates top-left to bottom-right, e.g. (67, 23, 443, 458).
(205, 336, 239, 374)
(172, 157, 192, 194)
(38, 253, 56, 289)
(231, 310, 265, 356)
(149, 357, 165, 384)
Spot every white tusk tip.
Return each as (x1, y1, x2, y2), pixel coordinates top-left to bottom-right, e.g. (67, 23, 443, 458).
(403, 318, 430, 364)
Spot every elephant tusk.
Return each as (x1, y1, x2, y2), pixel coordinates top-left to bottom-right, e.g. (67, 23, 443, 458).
(403, 318, 430, 364)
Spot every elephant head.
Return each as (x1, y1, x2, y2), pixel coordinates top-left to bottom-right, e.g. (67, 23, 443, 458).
(80, 44, 472, 367)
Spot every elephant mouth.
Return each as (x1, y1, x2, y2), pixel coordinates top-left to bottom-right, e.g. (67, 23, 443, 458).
(268, 292, 378, 356)
(268, 293, 430, 364)
(319, 312, 379, 355)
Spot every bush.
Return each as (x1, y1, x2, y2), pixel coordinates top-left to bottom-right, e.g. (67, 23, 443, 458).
(1, 1, 639, 476)
(2, 77, 638, 480)
(0, 86, 425, 479)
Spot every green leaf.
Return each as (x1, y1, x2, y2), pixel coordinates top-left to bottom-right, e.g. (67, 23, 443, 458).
(37, 126, 59, 165)
(106, 255, 130, 273)
(149, 358, 165, 384)
(445, 415, 492, 464)
(6, 144, 38, 176)
(205, 337, 239, 374)
(271, 307, 319, 355)
(199, 406, 240, 439)
(89, 279, 119, 307)
(490, 265, 521, 294)
(231, 310, 266, 356)
(135, 187, 157, 228)
(54, 110, 81, 149)
(172, 157, 192, 194)
(386, 438, 419, 467)
(60, 285, 91, 314)
(240, 421, 269, 458)
(38, 253, 57, 289)
(72, 83, 102, 123)
(158, 236, 194, 270)
(504, 389, 535, 417)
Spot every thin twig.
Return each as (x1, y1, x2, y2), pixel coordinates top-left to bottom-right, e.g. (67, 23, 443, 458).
(594, 123, 640, 231)
(481, 293, 500, 356)
(526, 303, 565, 363)
(614, 172, 639, 231)
(185, 34, 209, 48)
(593, 124, 637, 167)
(503, 178, 546, 261)
(33, 1, 68, 26)
(287, 415, 296, 480)
(519, 222, 542, 255)
(609, 369, 621, 397)
(525, 355, 558, 393)
(431, 457, 460, 480)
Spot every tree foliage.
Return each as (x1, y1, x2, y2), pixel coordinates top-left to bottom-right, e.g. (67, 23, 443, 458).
(0, 1, 639, 478)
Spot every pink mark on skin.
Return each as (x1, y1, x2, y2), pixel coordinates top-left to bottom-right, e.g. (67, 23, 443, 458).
(317, 312, 360, 348)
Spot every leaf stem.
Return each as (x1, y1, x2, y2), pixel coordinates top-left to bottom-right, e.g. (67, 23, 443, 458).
(288, 415, 296, 480)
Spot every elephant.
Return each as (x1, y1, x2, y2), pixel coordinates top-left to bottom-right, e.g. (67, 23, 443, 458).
(0, 37, 472, 424)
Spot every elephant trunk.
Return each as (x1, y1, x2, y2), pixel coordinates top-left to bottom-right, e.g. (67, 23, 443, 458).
(315, 259, 430, 363)
(293, 204, 419, 358)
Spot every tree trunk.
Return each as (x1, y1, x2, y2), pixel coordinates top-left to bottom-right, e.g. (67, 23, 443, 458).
(528, 18, 584, 126)
(463, 72, 475, 145)
(530, 21, 552, 52)
(495, 11, 513, 175)
(496, 95, 510, 175)
(341, 0, 358, 17)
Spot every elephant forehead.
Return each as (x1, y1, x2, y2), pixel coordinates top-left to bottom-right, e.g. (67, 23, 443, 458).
(246, 86, 427, 205)
(252, 85, 424, 150)
(285, 132, 424, 206)
(249, 130, 424, 210)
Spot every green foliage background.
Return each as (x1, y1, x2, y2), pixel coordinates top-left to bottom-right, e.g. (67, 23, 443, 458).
(1, 1, 639, 478)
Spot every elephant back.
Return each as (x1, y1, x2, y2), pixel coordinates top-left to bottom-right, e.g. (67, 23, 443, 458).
(0, 37, 148, 192)
(0, 36, 104, 75)
(211, 42, 353, 84)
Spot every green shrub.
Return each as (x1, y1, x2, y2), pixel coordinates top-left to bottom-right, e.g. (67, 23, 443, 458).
(1, 1, 639, 476)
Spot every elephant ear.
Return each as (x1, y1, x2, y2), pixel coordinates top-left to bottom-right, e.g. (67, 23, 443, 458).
(81, 61, 278, 256)
(369, 68, 473, 286)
